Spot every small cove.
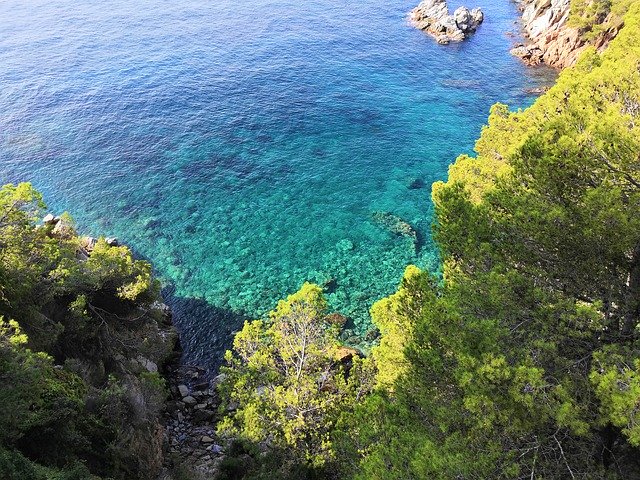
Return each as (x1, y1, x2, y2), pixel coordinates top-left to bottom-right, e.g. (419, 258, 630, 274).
(0, 0, 556, 369)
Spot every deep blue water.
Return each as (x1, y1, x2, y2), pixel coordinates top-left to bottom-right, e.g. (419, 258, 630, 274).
(0, 0, 554, 368)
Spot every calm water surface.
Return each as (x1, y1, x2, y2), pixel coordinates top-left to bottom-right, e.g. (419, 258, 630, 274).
(0, 0, 555, 368)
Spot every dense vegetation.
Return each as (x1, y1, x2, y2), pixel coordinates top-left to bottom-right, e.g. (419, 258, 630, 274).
(218, 2, 640, 478)
(0, 184, 176, 479)
(2, 1, 639, 479)
(569, 0, 633, 39)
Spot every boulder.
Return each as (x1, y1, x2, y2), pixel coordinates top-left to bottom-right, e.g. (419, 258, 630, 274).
(470, 7, 484, 25)
(410, 0, 483, 43)
(183, 395, 197, 406)
(52, 220, 69, 237)
(371, 211, 420, 252)
(80, 236, 98, 252)
(105, 237, 119, 246)
(408, 178, 425, 190)
(178, 384, 190, 397)
(193, 409, 215, 423)
(510, 43, 545, 65)
(453, 7, 471, 30)
(211, 444, 223, 454)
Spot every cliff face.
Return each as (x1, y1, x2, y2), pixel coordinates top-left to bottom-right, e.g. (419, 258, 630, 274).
(511, 0, 622, 68)
(0, 185, 179, 480)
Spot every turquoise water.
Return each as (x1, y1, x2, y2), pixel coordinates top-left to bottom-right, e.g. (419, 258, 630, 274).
(0, 0, 554, 368)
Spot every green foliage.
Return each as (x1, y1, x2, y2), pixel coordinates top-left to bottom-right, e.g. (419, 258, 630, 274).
(0, 446, 93, 480)
(569, 0, 632, 39)
(369, 265, 435, 389)
(83, 239, 158, 302)
(218, 283, 373, 472)
(343, 3, 640, 479)
(3, 2, 640, 479)
(591, 346, 640, 446)
(0, 183, 174, 480)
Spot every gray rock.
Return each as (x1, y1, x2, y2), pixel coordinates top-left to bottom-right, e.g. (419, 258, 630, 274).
(183, 395, 197, 406)
(80, 236, 98, 252)
(212, 444, 224, 454)
(212, 373, 227, 386)
(454, 6, 471, 31)
(410, 0, 483, 43)
(201, 436, 214, 443)
(193, 408, 215, 423)
(137, 356, 158, 373)
(471, 7, 483, 24)
(178, 384, 189, 397)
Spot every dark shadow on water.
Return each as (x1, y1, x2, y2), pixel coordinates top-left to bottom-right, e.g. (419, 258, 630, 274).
(162, 285, 248, 375)
(114, 243, 247, 375)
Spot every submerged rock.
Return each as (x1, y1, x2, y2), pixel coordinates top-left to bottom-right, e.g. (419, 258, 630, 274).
(371, 211, 419, 252)
(407, 177, 426, 190)
(409, 0, 483, 44)
(336, 239, 355, 252)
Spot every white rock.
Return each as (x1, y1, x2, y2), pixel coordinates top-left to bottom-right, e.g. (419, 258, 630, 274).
(105, 237, 119, 246)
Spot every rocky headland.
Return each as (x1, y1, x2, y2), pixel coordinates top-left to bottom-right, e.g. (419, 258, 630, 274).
(510, 0, 623, 68)
(409, 0, 484, 44)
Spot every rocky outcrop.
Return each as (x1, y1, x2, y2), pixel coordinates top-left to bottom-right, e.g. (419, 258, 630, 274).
(409, 0, 484, 44)
(39, 213, 178, 479)
(511, 0, 622, 68)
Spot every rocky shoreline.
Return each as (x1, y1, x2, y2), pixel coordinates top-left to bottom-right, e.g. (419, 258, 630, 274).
(158, 364, 226, 480)
(409, 0, 622, 69)
(510, 0, 622, 68)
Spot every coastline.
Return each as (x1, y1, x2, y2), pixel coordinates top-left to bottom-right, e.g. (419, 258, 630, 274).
(511, 0, 622, 68)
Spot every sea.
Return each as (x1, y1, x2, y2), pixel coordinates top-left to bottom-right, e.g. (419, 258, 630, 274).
(0, 0, 555, 369)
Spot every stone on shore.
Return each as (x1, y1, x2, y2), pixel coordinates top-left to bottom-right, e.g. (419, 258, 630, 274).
(183, 395, 197, 406)
(178, 384, 190, 397)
